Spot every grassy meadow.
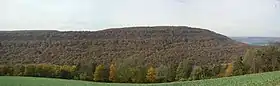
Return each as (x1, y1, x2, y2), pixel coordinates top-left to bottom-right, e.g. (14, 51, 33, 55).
(1, 71, 280, 86)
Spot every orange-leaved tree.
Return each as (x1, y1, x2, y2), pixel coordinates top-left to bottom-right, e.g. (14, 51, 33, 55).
(225, 63, 233, 77)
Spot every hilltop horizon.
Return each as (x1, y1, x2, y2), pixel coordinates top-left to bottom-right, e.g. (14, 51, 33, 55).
(1, 0, 280, 37)
(1, 26, 280, 37)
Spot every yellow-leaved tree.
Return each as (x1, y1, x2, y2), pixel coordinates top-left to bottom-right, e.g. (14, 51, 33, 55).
(146, 66, 156, 82)
(93, 64, 105, 81)
(109, 63, 116, 82)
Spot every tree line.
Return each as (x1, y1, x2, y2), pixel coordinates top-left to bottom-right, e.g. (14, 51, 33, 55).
(0, 61, 230, 83)
(1, 44, 280, 83)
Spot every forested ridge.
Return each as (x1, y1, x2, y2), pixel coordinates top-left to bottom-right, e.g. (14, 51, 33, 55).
(0, 26, 248, 66)
(0, 26, 263, 83)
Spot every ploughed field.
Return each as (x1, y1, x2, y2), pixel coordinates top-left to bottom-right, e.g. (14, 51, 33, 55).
(1, 71, 280, 86)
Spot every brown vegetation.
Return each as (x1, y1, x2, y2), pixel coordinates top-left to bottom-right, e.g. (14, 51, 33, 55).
(0, 26, 248, 66)
(0, 43, 279, 83)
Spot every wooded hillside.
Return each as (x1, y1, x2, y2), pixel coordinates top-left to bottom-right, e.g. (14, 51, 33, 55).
(0, 26, 248, 66)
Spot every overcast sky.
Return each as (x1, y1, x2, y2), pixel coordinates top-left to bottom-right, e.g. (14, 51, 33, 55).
(0, 0, 280, 37)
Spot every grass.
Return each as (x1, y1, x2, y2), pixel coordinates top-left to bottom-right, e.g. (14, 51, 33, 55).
(1, 71, 280, 86)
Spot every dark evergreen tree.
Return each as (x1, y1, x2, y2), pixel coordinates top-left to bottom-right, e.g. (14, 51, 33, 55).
(232, 57, 245, 76)
(156, 65, 169, 82)
(175, 59, 194, 81)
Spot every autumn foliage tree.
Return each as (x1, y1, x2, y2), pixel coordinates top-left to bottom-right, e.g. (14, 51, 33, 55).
(93, 64, 105, 82)
(225, 63, 233, 77)
(3, 44, 280, 83)
(109, 63, 117, 82)
(146, 66, 156, 82)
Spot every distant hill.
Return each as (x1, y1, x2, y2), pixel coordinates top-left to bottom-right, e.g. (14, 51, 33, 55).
(0, 26, 248, 66)
(231, 37, 280, 46)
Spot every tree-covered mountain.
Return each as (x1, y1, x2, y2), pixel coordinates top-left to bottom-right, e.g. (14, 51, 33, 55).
(0, 26, 248, 66)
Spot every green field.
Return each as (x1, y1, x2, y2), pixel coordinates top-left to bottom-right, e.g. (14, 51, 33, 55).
(1, 71, 280, 86)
